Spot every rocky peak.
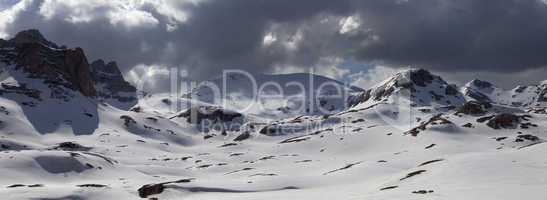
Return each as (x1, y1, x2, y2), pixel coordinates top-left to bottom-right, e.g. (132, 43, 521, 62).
(348, 68, 464, 107)
(91, 59, 123, 77)
(90, 59, 137, 109)
(467, 79, 494, 89)
(379, 68, 447, 89)
(0, 29, 96, 97)
(9, 29, 58, 48)
(406, 69, 437, 87)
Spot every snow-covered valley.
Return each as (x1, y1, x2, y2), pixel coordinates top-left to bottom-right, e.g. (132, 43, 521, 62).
(1, 30, 547, 200)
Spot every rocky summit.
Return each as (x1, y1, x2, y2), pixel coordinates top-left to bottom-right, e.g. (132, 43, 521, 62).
(91, 59, 137, 108)
(1, 29, 96, 97)
(0, 30, 135, 105)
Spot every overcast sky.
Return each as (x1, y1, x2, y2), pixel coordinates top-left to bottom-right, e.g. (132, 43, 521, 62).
(1, 0, 547, 89)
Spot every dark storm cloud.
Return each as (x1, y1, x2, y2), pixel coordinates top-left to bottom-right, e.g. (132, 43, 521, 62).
(352, 0, 547, 72)
(2, 0, 547, 81)
(2, 0, 353, 80)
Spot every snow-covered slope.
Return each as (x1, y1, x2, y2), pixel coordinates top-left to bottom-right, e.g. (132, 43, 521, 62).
(463, 79, 547, 108)
(187, 73, 364, 120)
(1, 30, 547, 200)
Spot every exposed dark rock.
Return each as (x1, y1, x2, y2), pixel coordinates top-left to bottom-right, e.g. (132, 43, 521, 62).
(90, 60, 137, 106)
(418, 159, 444, 166)
(0, 83, 41, 100)
(120, 115, 137, 126)
(409, 69, 435, 87)
(259, 156, 275, 161)
(233, 132, 251, 142)
(138, 184, 164, 198)
(138, 179, 193, 198)
(429, 91, 444, 101)
(219, 143, 237, 147)
(250, 173, 278, 177)
(197, 164, 212, 168)
(130, 106, 142, 113)
(528, 108, 547, 114)
(347, 90, 371, 107)
(515, 134, 540, 142)
(161, 98, 171, 105)
(279, 136, 311, 144)
(77, 184, 107, 188)
(323, 161, 363, 175)
(380, 186, 398, 191)
(259, 125, 278, 136)
(2, 29, 96, 97)
(470, 79, 493, 89)
(412, 190, 434, 194)
(225, 167, 254, 175)
(51, 142, 92, 151)
(27, 184, 43, 188)
(485, 113, 529, 129)
(445, 85, 459, 96)
(203, 135, 214, 140)
(405, 114, 452, 136)
(464, 86, 492, 103)
(173, 106, 243, 129)
(7, 184, 26, 188)
(400, 170, 427, 181)
(9, 30, 58, 48)
(495, 137, 508, 141)
(456, 101, 491, 115)
(462, 123, 474, 128)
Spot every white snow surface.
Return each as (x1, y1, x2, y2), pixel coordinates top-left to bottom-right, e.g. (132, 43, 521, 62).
(1, 67, 547, 200)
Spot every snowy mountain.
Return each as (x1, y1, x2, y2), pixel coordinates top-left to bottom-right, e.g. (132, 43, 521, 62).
(187, 72, 364, 119)
(349, 69, 465, 107)
(1, 30, 547, 200)
(463, 79, 547, 108)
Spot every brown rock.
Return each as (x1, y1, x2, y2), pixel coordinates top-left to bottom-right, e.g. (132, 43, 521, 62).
(486, 113, 520, 129)
(9, 30, 96, 97)
(10, 29, 58, 48)
(456, 101, 491, 115)
(64, 48, 96, 96)
(138, 183, 164, 198)
(0, 30, 96, 96)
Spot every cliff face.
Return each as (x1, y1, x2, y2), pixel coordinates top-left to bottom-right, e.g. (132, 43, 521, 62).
(90, 59, 137, 107)
(4, 29, 96, 97)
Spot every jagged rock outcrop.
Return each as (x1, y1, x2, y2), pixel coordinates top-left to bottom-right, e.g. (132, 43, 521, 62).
(485, 113, 531, 129)
(9, 29, 59, 48)
(409, 69, 435, 87)
(1, 29, 139, 107)
(1, 29, 96, 97)
(456, 101, 492, 115)
(174, 106, 243, 124)
(171, 105, 244, 131)
(90, 59, 137, 105)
